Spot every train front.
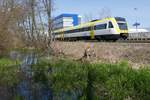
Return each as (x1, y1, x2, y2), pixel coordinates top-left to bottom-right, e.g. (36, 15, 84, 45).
(115, 17, 128, 39)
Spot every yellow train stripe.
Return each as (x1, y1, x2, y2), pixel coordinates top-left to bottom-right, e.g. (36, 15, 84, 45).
(54, 17, 111, 33)
(90, 30, 95, 39)
(111, 18, 120, 33)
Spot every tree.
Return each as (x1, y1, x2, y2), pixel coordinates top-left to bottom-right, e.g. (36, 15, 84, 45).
(98, 7, 112, 19)
(83, 13, 94, 22)
(0, 0, 55, 52)
(0, 0, 28, 51)
(42, 0, 53, 45)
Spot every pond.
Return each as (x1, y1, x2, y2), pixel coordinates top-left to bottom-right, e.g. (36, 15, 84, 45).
(12, 52, 81, 100)
(11, 51, 53, 100)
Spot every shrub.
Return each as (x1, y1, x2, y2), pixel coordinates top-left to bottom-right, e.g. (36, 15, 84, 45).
(0, 58, 20, 87)
(49, 59, 87, 99)
(33, 58, 150, 99)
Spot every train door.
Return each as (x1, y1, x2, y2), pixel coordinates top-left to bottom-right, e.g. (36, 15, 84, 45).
(108, 21, 114, 32)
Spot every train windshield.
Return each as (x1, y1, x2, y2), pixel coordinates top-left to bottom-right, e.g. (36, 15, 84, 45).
(117, 23, 128, 30)
(115, 17, 128, 30)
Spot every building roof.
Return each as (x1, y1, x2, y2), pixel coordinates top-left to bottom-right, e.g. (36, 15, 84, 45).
(129, 29, 149, 33)
(54, 13, 79, 20)
(54, 13, 80, 27)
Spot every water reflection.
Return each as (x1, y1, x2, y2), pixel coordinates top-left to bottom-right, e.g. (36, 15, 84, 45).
(12, 51, 82, 100)
(17, 53, 53, 100)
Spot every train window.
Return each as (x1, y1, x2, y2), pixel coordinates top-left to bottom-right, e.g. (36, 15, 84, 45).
(65, 29, 80, 33)
(70, 30, 75, 33)
(118, 23, 128, 30)
(88, 27, 92, 31)
(108, 22, 114, 28)
(64, 27, 92, 34)
(80, 28, 84, 32)
(73, 29, 78, 33)
(78, 29, 81, 32)
(83, 27, 91, 31)
(74, 29, 79, 33)
(54, 32, 59, 35)
(65, 30, 68, 33)
(68, 30, 71, 33)
(115, 17, 126, 22)
(94, 24, 107, 30)
(78, 28, 82, 32)
(64, 31, 69, 34)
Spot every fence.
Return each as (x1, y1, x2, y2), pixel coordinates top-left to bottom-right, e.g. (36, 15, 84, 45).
(128, 32, 150, 40)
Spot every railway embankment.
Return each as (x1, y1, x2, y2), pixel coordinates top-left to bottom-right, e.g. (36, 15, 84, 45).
(51, 41, 150, 68)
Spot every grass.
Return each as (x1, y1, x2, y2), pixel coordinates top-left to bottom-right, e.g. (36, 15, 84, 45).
(0, 58, 21, 87)
(0, 56, 149, 99)
(32, 58, 150, 100)
(0, 58, 19, 66)
(32, 58, 88, 99)
(0, 58, 22, 99)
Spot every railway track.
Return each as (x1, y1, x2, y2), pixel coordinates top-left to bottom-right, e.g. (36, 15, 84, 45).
(117, 39, 150, 43)
(122, 32, 150, 43)
(80, 39, 150, 43)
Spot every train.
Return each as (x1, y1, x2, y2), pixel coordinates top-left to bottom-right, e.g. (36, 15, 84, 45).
(53, 17, 129, 41)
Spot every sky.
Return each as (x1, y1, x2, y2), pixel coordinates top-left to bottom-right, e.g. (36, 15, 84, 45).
(53, 0, 150, 28)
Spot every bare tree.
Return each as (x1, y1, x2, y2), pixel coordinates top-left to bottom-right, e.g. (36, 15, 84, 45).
(98, 7, 112, 19)
(42, 0, 53, 46)
(0, 0, 55, 52)
(31, 0, 37, 42)
(83, 13, 94, 22)
(0, 0, 28, 50)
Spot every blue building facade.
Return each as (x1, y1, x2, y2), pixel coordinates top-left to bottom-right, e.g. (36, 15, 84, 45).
(53, 13, 82, 30)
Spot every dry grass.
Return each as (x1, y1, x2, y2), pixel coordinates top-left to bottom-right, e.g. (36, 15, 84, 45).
(51, 41, 150, 68)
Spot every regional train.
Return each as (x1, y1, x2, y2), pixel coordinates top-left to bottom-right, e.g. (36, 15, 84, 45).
(53, 17, 129, 41)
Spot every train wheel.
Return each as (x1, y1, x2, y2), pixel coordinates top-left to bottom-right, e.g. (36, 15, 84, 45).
(96, 36, 102, 41)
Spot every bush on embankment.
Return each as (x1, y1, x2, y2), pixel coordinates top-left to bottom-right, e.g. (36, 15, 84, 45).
(0, 58, 20, 86)
(0, 58, 21, 99)
(32, 58, 150, 100)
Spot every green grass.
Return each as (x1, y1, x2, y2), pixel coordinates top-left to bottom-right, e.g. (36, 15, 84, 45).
(0, 58, 21, 87)
(32, 58, 150, 99)
(0, 58, 19, 66)
(0, 58, 22, 99)
(0, 56, 149, 99)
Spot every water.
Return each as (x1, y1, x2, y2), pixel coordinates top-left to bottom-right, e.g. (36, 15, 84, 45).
(17, 53, 53, 100)
(10, 51, 83, 100)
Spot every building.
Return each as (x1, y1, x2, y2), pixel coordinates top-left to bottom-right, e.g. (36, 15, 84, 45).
(129, 28, 149, 33)
(53, 13, 82, 30)
(146, 28, 150, 32)
(128, 28, 150, 39)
